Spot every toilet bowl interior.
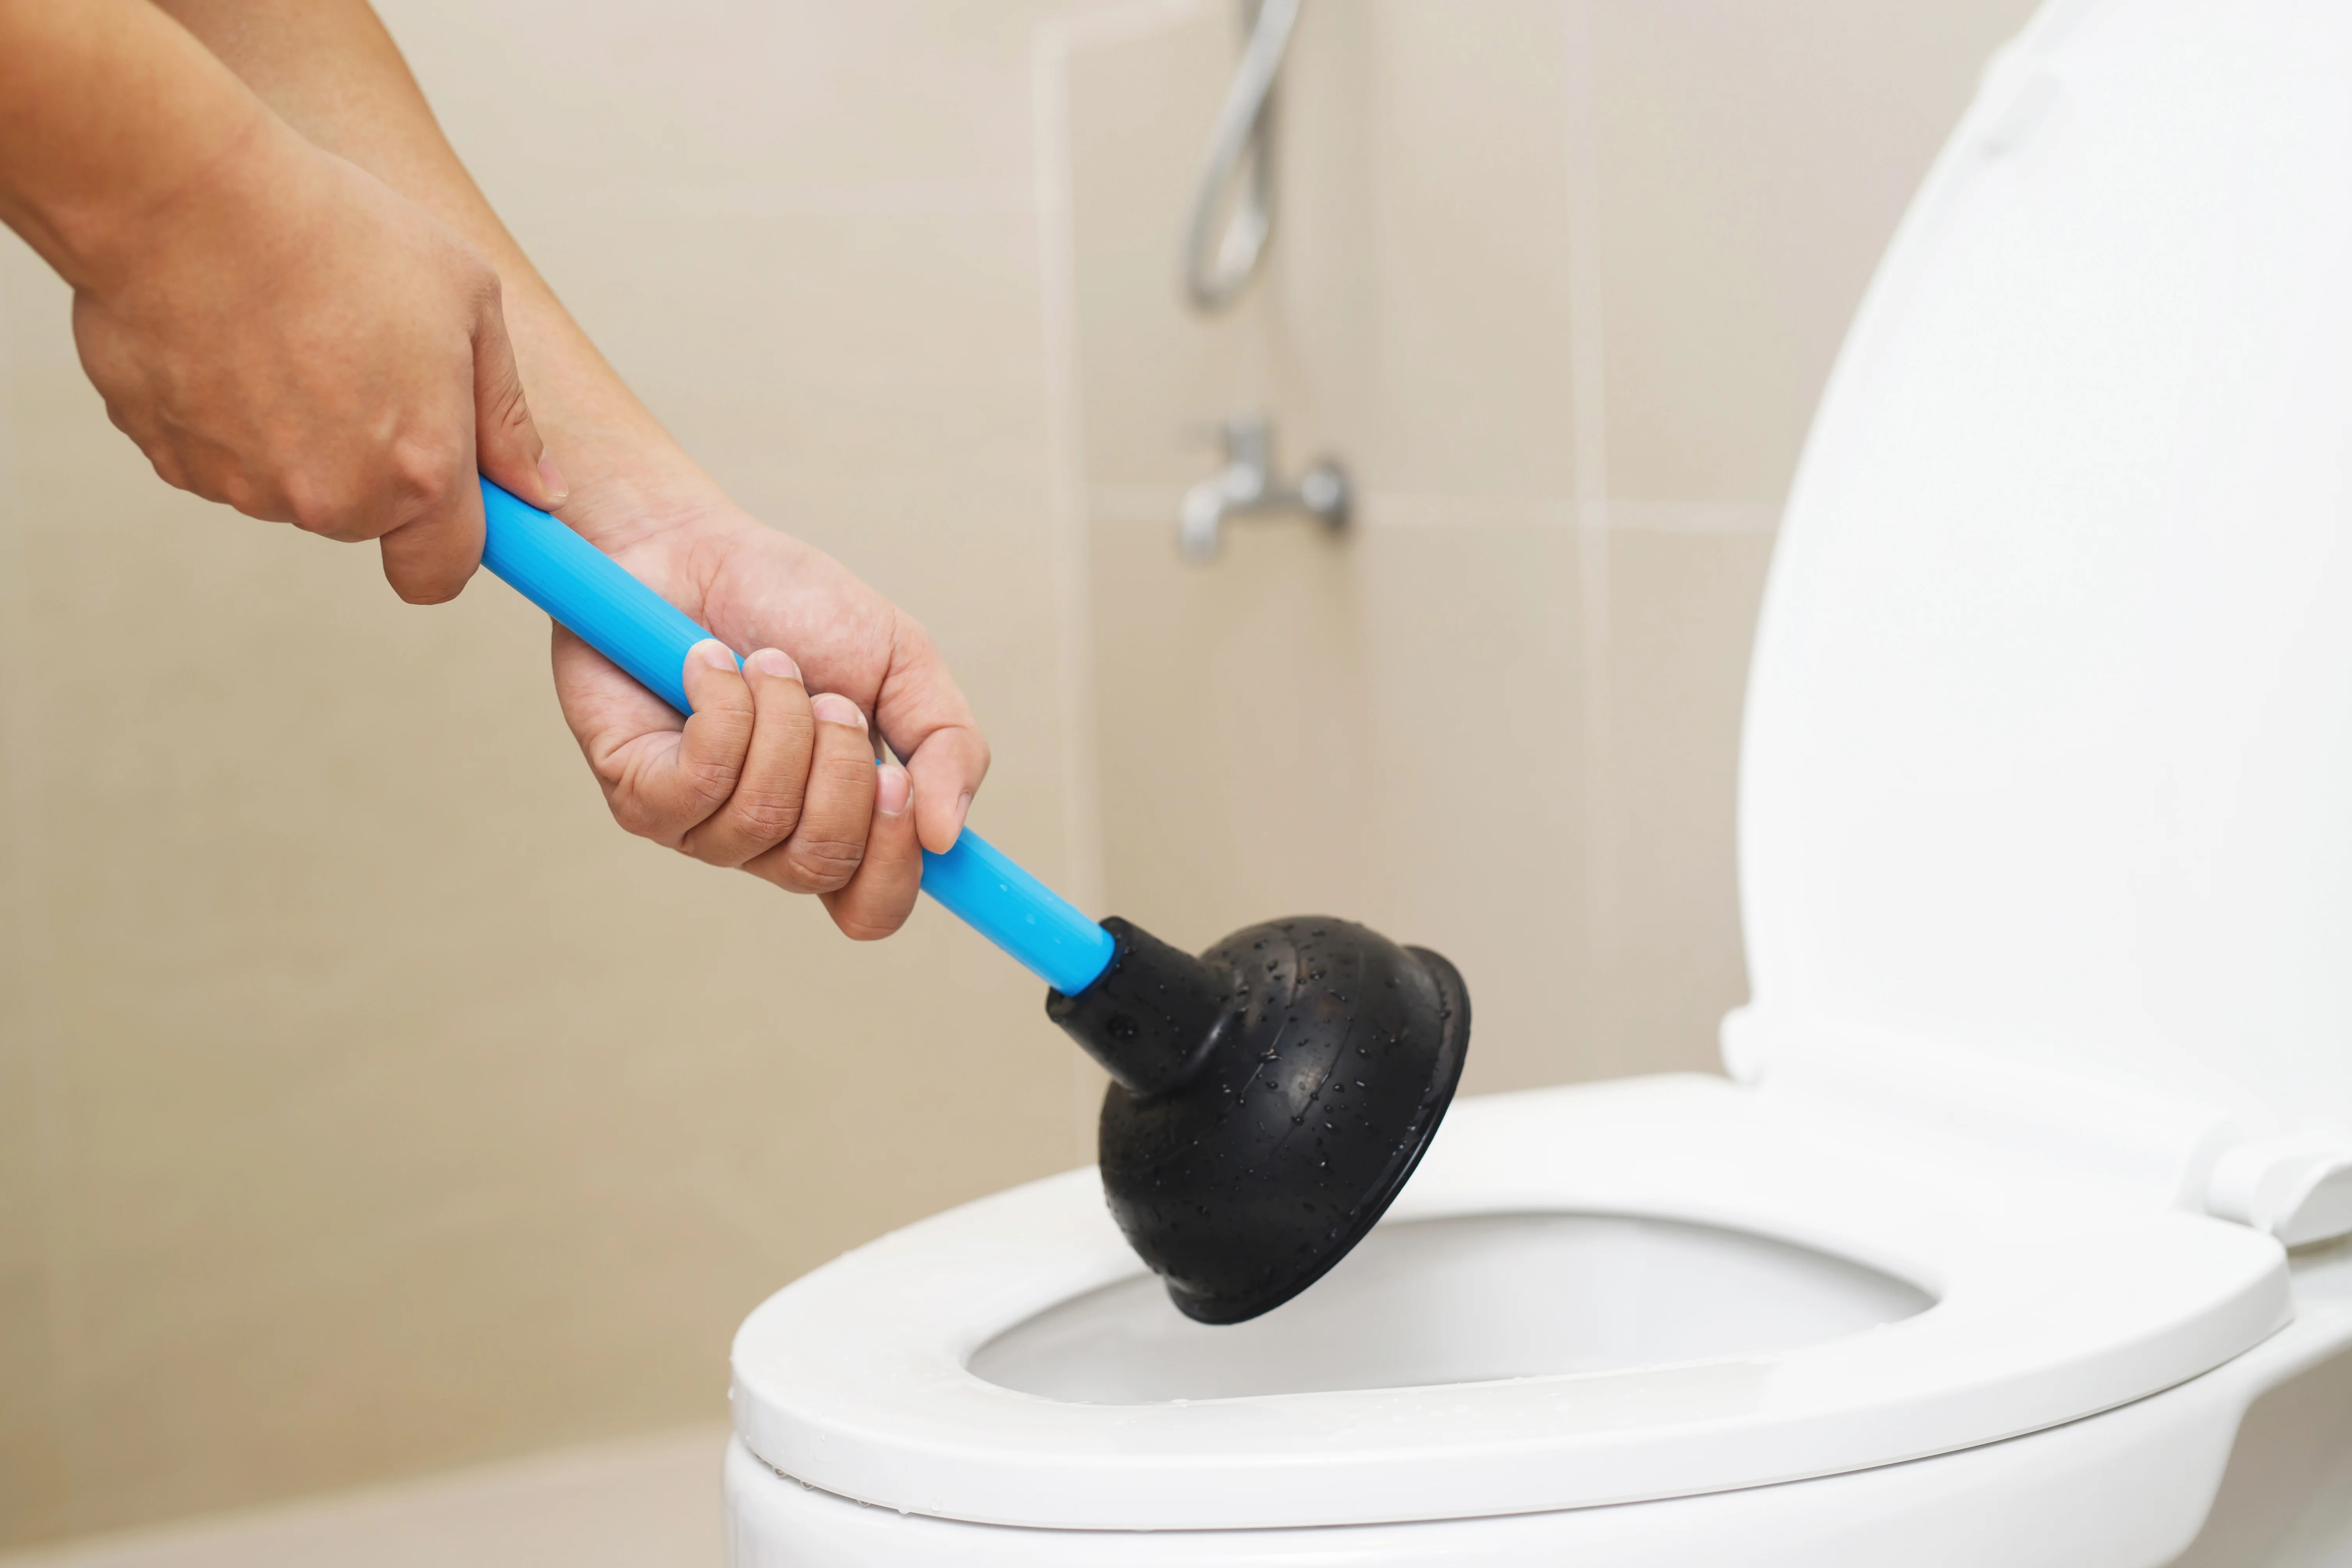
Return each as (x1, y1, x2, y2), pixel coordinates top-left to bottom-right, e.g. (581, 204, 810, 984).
(969, 1211, 1933, 1404)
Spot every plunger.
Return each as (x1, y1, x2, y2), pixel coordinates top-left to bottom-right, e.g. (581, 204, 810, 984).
(478, 482, 1470, 1324)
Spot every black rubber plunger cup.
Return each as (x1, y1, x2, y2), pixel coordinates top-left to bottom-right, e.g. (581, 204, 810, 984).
(471, 481, 1471, 1326)
(1048, 916, 1471, 1324)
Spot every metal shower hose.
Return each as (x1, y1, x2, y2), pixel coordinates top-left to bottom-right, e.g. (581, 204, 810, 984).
(1181, 0, 1301, 313)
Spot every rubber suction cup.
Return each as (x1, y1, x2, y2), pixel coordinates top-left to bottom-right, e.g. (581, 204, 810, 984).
(1047, 915, 1470, 1324)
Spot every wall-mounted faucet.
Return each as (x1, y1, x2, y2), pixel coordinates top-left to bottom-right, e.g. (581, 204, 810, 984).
(1173, 10, 1351, 564)
(1180, 415, 1350, 561)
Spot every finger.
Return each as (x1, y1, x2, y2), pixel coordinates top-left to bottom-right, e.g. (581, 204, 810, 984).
(679, 649, 815, 868)
(901, 724, 990, 855)
(874, 620, 990, 854)
(375, 439, 482, 604)
(598, 638, 754, 845)
(821, 762, 922, 940)
(470, 284, 569, 510)
(744, 692, 876, 894)
(551, 621, 681, 779)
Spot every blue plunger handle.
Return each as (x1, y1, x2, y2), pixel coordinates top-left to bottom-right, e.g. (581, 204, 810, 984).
(477, 480, 1116, 996)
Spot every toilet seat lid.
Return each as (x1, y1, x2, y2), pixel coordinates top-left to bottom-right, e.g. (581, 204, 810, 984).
(1735, 0, 2352, 1167)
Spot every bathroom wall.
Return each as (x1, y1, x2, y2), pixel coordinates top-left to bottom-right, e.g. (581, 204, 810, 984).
(1055, 0, 2036, 1092)
(0, 1, 1098, 1547)
(0, 0, 2034, 1551)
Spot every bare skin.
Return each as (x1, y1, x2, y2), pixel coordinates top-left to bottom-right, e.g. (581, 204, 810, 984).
(0, 0, 565, 602)
(0, 0, 989, 939)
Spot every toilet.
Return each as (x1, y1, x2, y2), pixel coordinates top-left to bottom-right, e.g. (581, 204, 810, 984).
(724, 2, 2352, 1563)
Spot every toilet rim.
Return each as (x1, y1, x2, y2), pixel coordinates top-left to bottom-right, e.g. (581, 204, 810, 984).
(729, 1076, 2290, 1531)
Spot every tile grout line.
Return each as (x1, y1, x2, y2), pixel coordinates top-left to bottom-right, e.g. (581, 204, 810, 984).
(1562, 0, 1624, 1070)
(1031, 0, 1207, 1165)
(1081, 485, 1781, 535)
(1031, 11, 1100, 1169)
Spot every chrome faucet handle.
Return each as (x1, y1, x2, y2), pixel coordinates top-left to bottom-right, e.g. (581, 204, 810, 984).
(1295, 458, 1349, 530)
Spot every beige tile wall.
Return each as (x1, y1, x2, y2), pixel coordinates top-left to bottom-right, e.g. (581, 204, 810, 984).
(1057, 0, 2033, 1094)
(0, 0, 1098, 1548)
(0, 0, 2036, 1551)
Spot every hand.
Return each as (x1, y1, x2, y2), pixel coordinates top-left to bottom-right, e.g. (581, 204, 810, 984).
(67, 112, 565, 603)
(547, 472, 990, 941)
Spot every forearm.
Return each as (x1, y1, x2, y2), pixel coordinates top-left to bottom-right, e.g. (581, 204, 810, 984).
(151, 0, 698, 517)
(0, 0, 272, 290)
(144, 0, 990, 866)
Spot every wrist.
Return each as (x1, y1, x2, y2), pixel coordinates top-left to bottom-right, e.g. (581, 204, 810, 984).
(61, 102, 295, 300)
(482, 291, 721, 547)
(539, 435, 743, 557)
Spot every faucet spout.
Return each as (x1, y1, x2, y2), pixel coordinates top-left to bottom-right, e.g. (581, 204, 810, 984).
(1179, 414, 1350, 560)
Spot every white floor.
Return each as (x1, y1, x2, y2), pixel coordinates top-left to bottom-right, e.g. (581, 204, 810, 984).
(0, 1427, 728, 1568)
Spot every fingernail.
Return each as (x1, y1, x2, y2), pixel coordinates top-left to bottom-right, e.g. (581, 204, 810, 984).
(693, 638, 737, 671)
(811, 692, 868, 730)
(876, 763, 912, 817)
(954, 790, 973, 837)
(538, 453, 570, 506)
(746, 647, 800, 682)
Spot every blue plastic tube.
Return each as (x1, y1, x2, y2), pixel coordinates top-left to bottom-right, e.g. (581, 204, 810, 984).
(477, 480, 1117, 996)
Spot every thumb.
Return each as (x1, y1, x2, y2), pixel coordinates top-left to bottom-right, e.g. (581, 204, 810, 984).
(471, 290, 568, 511)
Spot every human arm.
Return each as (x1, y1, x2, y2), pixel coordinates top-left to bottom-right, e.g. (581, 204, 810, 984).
(153, 0, 992, 937)
(0, 0, 565, 601)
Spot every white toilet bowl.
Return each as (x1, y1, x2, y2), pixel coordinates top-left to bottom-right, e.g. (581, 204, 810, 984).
(724, 1087, 2352, 1563)
(727, 1, 2352, 1561)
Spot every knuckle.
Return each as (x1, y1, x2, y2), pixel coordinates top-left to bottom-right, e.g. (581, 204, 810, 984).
(606, 796, 659, 838)
(140, 443, 191, 494)
(818, 754, 877, 793)
(391, 439, 460, 514)
(601, 762, 690, 846)
(210, 468, 257, 514)
(286, 492, 357, 539)
(729, 788, 805, 846)
(680, 755, 746, 812)
(99, 393, 143, 441)
(677, 830, 736, 868)
(785, 834, 866, 892)
(608, 794, 681, 846)
(492, 388, 532, 436)
(589, 751, 633, 797)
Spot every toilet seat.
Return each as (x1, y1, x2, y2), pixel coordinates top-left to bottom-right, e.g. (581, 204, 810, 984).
(729, 1074, 2286, 1531)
